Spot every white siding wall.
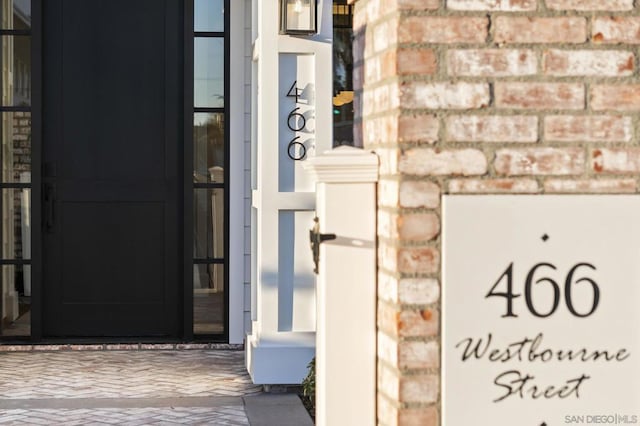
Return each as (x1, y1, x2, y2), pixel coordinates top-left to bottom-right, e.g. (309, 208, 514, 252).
(243, 0, 253, 335)
(229, 0, 249, 344)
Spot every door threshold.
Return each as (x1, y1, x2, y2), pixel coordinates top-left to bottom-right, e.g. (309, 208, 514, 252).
(0, 342, 243, 352)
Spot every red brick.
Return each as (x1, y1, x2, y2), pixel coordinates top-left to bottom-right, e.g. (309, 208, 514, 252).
(379, 179, 399, 208)
(364, 115, 397, 146)
(593, 17, 640, 44)
(398, 213, 440, 241)
(378, 275, 440, 305)
(378, 360, 400, 400)
(378, 210, 394, 239)
(378, 212, 440, 241)
(376, 148, 400, 175)
(400, 374, 439, 403)
(383, 0, 440, 9)
(399, 181, 441, 208)
(365, 114, 439, 146)
(378, 305, 439, 338)
(592, 85, 640, 111)
(399, 341, 439, 369)
(398, 17, 488, 44)
(495, 148, 585, 175)
(380, 243, 440, 273)
(399, 148, 487, 176)
(544, 179, 636, 193)
(593, 148, 640, 173)
(398, 247, 439, 274)
(447, 49, 537, 77)
(398, 406, 439, 426)
(543, 49, 634, 77)
(398, 309, 439, 337)
(398, 114, 439, 144)
(347, 0, 441, 26)
(377, 393, 399, 426)
(379, 241, 398, 272)
(378, 272, 399, 304)
(544, 115, 633, 142)
(401, 82, 489, 110)
(362, 83, 400, 117)
(448, 0, 536, 10)
(378, 302, 400, 338)
(449, 178, 539, 193)
(373, 17, 398, 54)
(546, 0, 633, 10)
(446, 115, 538, 143)
(401, 278, 440, 305)
(364, 50, 392, 84)
(400, 0, 440, 8)
(397, 48, 437, 75)
(495, 83, 585, 110)
(495, 17, 587, 44)
(354, 0, 389, 31)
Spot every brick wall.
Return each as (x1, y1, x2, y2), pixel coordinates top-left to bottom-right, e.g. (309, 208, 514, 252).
(349, 0, 640, 424)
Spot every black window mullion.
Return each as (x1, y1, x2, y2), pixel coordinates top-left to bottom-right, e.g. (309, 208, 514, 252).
(194, 107, 224, 114)
(0, 182, 31, 189)
(0, 106, 31, 112)
(0, 30, 30, 36)
(193, 32, 224, 38)
(0, 259, 30, 265)
(193, 258, 225, 265)
(193, 182, 225, 189)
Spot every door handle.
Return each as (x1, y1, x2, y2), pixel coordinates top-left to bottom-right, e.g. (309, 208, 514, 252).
(44, 183, 55, 232)
(309, 217, 336, 275)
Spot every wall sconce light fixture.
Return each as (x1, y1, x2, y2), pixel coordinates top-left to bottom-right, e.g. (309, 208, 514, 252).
(280, 0, 317, 35)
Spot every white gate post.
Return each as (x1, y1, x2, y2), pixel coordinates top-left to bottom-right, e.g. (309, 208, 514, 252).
(304, 146, 378, 426)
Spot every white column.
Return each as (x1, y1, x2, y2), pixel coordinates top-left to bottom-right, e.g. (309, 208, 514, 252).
(246, 0, 334, 384)
(305, 146, 379, 426)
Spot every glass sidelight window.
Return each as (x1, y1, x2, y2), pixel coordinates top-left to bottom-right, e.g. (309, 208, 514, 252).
(192, 0, 227, 337)
(333, 1, 353, 147)
(0, 0, 31, 337)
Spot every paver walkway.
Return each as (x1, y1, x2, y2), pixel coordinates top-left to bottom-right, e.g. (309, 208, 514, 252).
(0, 349, 264, 425)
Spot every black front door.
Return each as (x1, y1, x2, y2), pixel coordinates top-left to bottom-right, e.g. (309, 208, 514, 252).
(42, 0, 183, 337)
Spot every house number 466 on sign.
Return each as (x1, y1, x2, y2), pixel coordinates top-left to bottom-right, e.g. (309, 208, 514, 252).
(486, 263, 600, 319)
(285, 81, 307, 161)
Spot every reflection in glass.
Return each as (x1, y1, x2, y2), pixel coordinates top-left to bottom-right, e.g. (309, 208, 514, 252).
(2, 36, 31, 106)
(194, 38, 224, 108)
(2, 112, 30, 183)
(2, 188, 30, 260)
(194, 264, 224, 334)
(1, 0, 31, 30)
(194, 113, 224, 183)
(194, 0, 224, 32)
(0, 265, 31, 337)
(194, 188, 225, 259)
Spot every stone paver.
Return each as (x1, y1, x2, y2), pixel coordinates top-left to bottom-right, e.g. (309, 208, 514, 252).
(0, 407, 249, 425)
(0, 349, 262, 425)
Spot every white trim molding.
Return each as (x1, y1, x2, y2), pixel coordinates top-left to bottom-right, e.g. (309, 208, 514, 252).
(304, 146, 379, 183)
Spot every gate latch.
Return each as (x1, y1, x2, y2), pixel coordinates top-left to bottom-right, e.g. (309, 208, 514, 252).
(309, 217, 336, 275)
